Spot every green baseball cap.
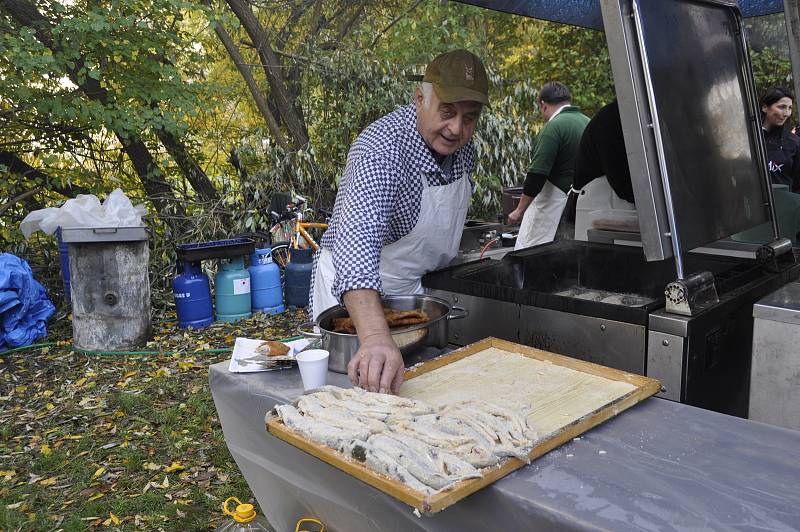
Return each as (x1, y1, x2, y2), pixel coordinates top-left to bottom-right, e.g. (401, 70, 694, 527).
(423, 49, 489, 105)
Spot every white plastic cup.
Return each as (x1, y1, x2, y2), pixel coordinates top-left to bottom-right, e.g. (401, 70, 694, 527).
(295, 349, 330, 390)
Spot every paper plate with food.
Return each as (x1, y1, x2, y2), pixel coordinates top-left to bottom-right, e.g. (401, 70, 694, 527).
(228, 337, 312, 373)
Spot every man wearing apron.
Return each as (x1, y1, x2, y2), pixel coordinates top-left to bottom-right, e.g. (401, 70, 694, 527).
(508, 82, 589, 249)
(310, 49, 488, 395)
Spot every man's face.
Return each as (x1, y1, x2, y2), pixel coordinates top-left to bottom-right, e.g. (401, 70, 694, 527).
(415, 86, 483, 157)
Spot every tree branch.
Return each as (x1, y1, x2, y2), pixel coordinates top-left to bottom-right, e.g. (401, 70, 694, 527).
(212, 18, 289, 150)
(225, 0, 309, 149)
(371, 0, 424, 48)
(0, 151, 91, 197)
(0, 187, 41, 217)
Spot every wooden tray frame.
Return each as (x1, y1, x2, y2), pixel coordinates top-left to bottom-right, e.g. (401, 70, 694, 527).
(266, 337, 661, 515)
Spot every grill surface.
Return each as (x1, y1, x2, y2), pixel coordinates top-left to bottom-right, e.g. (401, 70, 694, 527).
(424, 241, 757, 325)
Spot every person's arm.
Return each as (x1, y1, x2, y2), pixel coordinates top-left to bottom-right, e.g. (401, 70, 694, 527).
(508, 123, 559, 224)
(331, 151, 404, 393)
(344, 289, 404, 394)
(508, 172, 546, 224)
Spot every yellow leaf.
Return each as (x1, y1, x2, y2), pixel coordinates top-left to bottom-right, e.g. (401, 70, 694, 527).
(43, 390, 54, 397)
(92, 467, 106, 479)
(164, 462, 184, 473)
(109, 512, 121, 525)
(160, 476, 169, 488)
(74, 378, 87, 387)
(15, 385, 27, 393)
(0, 470, 16, 480)
(45, 403, 55, 411)
(177, 360, 193, 371)
(39, 477, 58, 486)
(87, 493, 104, 502)
(63, 435, 83, 441)
(40, 444, 52, 456)
(123, 370, 137, 379)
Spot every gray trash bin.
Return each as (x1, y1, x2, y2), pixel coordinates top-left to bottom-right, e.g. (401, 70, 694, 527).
(61, 227, 151, 350)
(750, 282, 800, 430)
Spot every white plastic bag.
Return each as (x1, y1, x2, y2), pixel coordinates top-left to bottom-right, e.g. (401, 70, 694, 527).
(20, 189, 147, 239)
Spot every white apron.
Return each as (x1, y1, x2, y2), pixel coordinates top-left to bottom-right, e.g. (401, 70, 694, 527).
(312, 169, 471, 320)
(514, 180, 567, 250)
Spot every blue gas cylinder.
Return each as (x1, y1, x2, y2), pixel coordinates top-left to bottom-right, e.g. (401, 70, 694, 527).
(249, 248, 285, 314)
(56, 227, 71, 304)
(285, 247, 313, 309)
(173, 260, 214, 329)
(215, 256, 252, 322)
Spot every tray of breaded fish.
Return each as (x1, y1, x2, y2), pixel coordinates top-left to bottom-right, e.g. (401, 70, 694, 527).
(266, 337, 660, 514)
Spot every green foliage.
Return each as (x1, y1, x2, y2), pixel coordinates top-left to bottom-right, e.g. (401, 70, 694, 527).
(499, 21, 615, 116)
(750, 46, 793, 96)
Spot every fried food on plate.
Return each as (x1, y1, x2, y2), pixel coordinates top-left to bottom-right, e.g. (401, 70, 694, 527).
(331, 308, 429, 334)
(255, 340, 291, 357)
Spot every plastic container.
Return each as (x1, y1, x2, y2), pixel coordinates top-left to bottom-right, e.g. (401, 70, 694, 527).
(173, 260, 214, 329)
(55, 227, 71, 303)
(285, 247, 313, 309)
(215, 257, 252, 322)
(216, 497, 272, 532)
(249, 248, 285, 314)
(60, 226, 151, 350)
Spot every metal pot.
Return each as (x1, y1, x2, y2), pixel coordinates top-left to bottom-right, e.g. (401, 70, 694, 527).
(297, 294, 468, 374)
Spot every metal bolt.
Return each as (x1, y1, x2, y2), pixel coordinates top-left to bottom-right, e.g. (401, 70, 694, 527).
(453, 296, 459, 303)
(662, 339, 670, 347)
(600, 324, 607, 331)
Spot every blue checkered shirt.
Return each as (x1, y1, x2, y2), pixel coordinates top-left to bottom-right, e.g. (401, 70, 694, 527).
(310, 103, 475, 314)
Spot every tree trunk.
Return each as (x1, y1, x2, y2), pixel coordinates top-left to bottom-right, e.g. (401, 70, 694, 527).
(224, 0, 310, 149)
(212, 20, 290, 150)
(155, 127, 220, 203)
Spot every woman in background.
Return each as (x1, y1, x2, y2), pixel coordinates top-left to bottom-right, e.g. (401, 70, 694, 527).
(760, 87, 800, 192)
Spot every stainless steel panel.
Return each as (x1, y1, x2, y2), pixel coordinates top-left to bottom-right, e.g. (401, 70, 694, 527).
(750, 316, 800, 430)
(635, 0, 770, 250)
(647, 331, 685, 401)
(649, 310, 690, 337)
(752, 282, 800, 325)
(424, 289, 519, 346)
(518, 305, 646, 374)
(600, 0, 673, 261)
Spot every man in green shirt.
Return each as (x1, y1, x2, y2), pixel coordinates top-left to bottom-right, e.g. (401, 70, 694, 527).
(509, 82, 589, 249)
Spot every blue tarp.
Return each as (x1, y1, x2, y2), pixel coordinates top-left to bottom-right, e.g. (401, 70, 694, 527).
(455, 0, 784, 29)
(0, 253, 55, 352)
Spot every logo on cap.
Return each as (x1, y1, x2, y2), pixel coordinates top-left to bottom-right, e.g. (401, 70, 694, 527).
(465, 65, 474, 82)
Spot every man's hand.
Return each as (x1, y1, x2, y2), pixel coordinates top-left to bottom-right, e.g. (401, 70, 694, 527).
(347, 334, 404, 394)
(508, 193, 534, 225)
(507, 207, 525, 225)
(342, 289, 406, 394)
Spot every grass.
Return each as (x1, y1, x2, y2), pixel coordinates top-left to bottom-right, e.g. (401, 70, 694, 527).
(0, 309, 307, 531)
